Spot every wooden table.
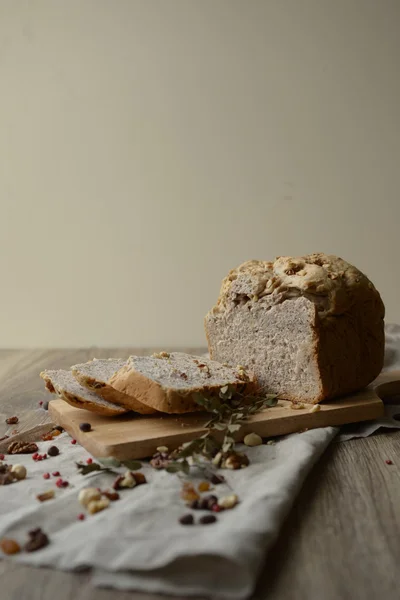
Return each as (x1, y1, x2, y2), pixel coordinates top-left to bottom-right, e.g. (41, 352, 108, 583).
(1, 349, 400, 600)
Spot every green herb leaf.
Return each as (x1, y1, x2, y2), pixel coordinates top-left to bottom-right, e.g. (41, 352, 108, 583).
(265, 396, 278, 407)
(166, 463, 184, 473)
(211, 422, 226, 431)
(98, 457, 121, 468)
(181, 460, 190, 475)
(227, 424, 241, 433)
(121, 460, 142, 471)
(76, 462, 108, 475)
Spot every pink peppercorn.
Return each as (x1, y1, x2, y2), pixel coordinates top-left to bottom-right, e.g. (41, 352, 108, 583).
(32, 453, 38, 460)
(77, 513, 85, 521)
(71, 439, 76, 445)
(42, 453, 47, 459)
(52, 471, 60, 477)
(385, 459, 393, 465)
(39, 401, 43, 406)
(43, 473, 50, 480)
(37, 455, 43, 461)
(0, 454, 4, 460)
(61, 480, 69, 487)
(211, 504, 222, 513)
(86, 458, 93, 464)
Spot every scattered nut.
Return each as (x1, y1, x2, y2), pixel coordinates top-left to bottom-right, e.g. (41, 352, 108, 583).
(290, 403, 305, 410)
(11, 464, 27, 480)
(266, 440, 275, 445)
(179, 514, 194, 525)
(132, 472, 147, 485)
(243, 432, 263, 447)
(121, 471, 137, 488)
(223, 452, 249, 470)
(210, 474, 225, 485)
(199, 515, 217, 525)
(87, 497, 110, 514)
(6, 416, 18, 425)
(309, 404, 321, 413)
(79, 422, 92, 432)
(0, 538, 21, 555)
(8, 441, 38, 455)
(218, 494, 239, 509)
(37, 489, 55, 502)
(0, 465, 16, 485)
(25, 528, 49, 552)
(102, 490, 120, 501)
(78, 487, 102, 507)
(156, 446, 169, 453)
(47, 446, 59, 457)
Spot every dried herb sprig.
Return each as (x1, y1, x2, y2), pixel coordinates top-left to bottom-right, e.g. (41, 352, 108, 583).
(166, 386, 277, 475)
(76, 457, 142, 476)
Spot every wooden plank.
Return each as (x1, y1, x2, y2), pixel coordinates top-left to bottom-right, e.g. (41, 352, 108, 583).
(48, 382, 389, 460)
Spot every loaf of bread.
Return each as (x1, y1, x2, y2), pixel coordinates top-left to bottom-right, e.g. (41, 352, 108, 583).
(109, 351, 257, 413)
(71, 358, 156, 414)
(205, 253, 385, 403)
(40, 369, 128, 416)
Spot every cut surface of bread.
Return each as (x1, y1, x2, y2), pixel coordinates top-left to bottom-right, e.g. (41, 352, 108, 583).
(71, 358, 156, 414)
(205, 253, 385, 403)
(109, 351, 257, 414)
(40, 369, 128, 417)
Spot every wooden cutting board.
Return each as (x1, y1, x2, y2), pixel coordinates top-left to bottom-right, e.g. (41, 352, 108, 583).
(48, 370, 400, 460)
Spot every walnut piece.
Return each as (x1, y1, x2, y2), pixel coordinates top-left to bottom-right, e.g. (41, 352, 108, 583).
(8, 441, 38, 455)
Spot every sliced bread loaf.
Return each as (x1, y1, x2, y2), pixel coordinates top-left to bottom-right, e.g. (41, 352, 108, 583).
(205, 253, 385, 403)
(71, 358, 156, 414)
(109, 351, 257, 414)
(40, 369, 128, 417)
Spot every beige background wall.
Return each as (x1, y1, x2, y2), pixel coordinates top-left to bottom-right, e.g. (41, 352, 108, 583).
(0, 0, 399, 347)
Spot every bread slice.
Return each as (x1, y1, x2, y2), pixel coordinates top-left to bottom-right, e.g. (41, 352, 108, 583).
(40, 369, 128, 417)
(109, 351, 257, 414)
(205, 253, 385, 403)
(71, 358, 156, 415)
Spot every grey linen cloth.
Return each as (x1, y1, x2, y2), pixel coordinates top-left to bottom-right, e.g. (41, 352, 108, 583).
(1, 325, 400, 600)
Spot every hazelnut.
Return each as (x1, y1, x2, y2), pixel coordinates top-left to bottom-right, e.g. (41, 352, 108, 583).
(243, 432, 263, 447)
(119, 471, 136, 489)
(218, 494, 239, 509)
(11, 464, 27, 480)
(87, 497, 110, 515)
(78, 487, 102, 507)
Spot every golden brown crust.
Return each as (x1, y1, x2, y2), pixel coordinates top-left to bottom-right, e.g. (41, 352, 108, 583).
(209, 253, 385, 320)
(72, 370, 156, 415)
(40, 370, 127, 417)
(60, 390, 126, 417)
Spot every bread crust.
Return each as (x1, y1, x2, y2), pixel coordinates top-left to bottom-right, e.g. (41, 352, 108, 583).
(40, 370, 127, 417)
(109, 359, 258, 414)
(72, 366, 156, 415)
(205, 253, 385, 403)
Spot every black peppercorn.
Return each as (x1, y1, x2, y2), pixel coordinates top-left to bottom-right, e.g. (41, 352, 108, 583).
(199, 515, 217, 525)
(79, 422, 92, 432)
(47, 446, 59, 457)
(179, 514, 194, 525)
